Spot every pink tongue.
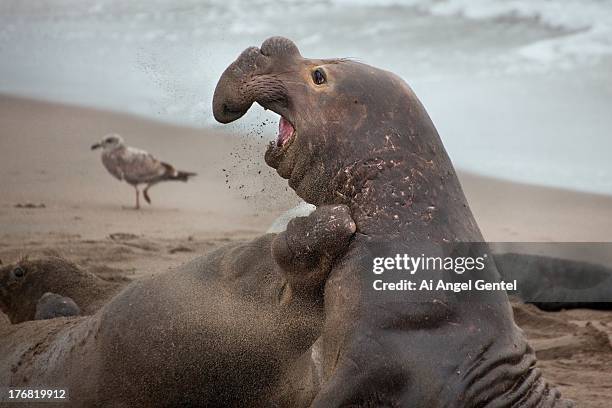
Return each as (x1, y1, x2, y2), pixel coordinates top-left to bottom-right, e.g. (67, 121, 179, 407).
(277, 117, 294, 146)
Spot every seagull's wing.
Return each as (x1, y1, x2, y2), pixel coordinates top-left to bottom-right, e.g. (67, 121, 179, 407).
(119, 147, 168, 185)
(101, 151, 125, 181)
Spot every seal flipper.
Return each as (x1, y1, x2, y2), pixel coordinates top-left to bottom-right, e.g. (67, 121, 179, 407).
(272, 204, 356, 301)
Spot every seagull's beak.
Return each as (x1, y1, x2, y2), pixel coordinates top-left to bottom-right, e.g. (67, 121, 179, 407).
(91, 143, 102, 150)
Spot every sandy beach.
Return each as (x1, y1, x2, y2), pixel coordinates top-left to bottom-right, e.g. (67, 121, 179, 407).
(1, 95, 611, 406)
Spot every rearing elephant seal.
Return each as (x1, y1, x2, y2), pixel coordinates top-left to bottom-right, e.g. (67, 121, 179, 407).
(213, 37, 573, 406)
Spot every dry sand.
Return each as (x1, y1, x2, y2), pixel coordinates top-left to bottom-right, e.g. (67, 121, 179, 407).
(0, 95, 301, 278)
(1, 95, 611, 406)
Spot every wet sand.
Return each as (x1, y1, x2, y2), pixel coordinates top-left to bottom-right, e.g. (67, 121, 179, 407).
(1, 95, 611, 406)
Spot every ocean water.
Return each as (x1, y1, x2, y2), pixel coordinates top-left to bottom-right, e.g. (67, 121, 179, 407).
(0, 0, 611, 195)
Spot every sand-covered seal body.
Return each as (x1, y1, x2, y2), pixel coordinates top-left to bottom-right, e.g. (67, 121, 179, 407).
(0, 257, 122, 324)
(0, 205, 355, 407)
(213, 37, 573, 407)
(92, 205, 354, 406)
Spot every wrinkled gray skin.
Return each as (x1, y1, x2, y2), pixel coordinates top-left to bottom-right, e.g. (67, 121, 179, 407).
(213, 37, 573, 407)
(0, 205, 355, 407)
(35, 293, 81, 320)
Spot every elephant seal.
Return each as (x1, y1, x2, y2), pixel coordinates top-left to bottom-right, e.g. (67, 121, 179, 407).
(34, 292, 81, 320)
(0, 205, 355, 407)
(495, 253, 612, 311)
(213, 37, 572, 406)
(0, 257, 123, 324)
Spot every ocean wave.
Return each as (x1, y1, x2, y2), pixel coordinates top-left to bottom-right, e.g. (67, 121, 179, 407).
(331, 0, 612, 63)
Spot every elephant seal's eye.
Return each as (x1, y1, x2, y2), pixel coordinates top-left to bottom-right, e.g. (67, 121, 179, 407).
(12, 267, 25, 278)
(312, 69, 326, 85)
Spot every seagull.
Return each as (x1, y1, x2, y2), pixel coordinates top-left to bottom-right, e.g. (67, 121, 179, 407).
(91, 133, 196, 209)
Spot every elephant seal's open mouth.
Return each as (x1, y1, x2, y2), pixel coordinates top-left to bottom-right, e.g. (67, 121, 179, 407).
(277, 116, 295, 147)
(264, 115, 298, 177)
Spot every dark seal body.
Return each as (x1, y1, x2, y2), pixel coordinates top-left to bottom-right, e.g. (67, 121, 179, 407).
(496, 253, 612, 311)
(213, 37, 573, 407)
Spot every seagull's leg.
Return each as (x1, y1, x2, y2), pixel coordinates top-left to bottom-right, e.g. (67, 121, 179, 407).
(135, 186, 140, 210)
(143, 184, 152, 205)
